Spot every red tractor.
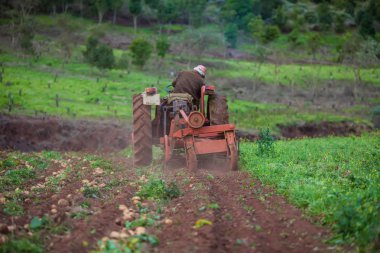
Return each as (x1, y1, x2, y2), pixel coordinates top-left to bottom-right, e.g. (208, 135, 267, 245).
(132, 85, 238, 171)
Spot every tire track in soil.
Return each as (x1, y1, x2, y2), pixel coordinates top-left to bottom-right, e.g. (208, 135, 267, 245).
(153, 156, 338, 253)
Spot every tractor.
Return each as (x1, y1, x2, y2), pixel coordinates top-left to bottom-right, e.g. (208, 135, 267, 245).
(132, 85, 238, 171)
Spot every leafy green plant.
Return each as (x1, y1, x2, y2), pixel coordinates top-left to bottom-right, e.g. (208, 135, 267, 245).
(129, 38, 152, 69)
(241, 132, 380, 251)
(0, 237, 43, 253)
(42, 151, 61, 160)
(30, 216, 48, 230)
(156, 37, 170, 59)
(83, 185, 101, 198)
(125, 217, 155, 229)
(3, 201, 24, 216)
(138, 179, 180, 201)
(0, 168, 35, 191)
(257, 128, 275, 157)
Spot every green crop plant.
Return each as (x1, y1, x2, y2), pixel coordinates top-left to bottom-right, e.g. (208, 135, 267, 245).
(241, 132, 380, 251)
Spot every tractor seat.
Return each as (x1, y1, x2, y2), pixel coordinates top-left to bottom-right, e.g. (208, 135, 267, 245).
(165, 93, 193, 104)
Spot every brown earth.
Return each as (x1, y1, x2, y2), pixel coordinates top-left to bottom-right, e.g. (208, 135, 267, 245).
(0, 114, 372, 156)
(0, 150, 347, 253)
(150, 156, 342, 253)
(0, 114, 130, 153)
(279, 121, 372, 139)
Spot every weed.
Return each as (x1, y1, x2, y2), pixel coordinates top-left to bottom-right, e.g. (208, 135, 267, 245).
(90, 158, 113, 171)
(3, 201, 24, 216)
(0, 168, 35, 191)
(83, 185, 101, 198)
(208, 203, 220, 209)
(1, 158, 17, 169)
(0, 236, 43, 253)
(70, 211, 91, 219)
(125, 217, 155, 229)
(138, 179, 180, 201)
(41, 151, 61, 160)
(257, 128, 275, 157)
(80, 200, 91, 209)
(30, 216, 48, 230)
(206, 173, 214, 180)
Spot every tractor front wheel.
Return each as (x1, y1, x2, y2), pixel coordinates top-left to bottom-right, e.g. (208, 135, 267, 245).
(133, 94, 152, 166)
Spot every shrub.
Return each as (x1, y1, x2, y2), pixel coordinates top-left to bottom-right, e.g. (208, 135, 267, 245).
(156, 37, 170, 58)
(19, 21, 35, 55)
(263, 25, 280, 43)
(129, 38, 152, 69)
(83, 36, 114, 69)
(224, 23, 238, 48)
(257, 128, 275, 156)
(116, 52, 129, 69)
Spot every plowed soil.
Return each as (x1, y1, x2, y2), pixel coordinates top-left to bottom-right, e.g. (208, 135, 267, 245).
(0, 114, 130, 152)
(0, 151, 344, 253)
(153, 157, 337, 253)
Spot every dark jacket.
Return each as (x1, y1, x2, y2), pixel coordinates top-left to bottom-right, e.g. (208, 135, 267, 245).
(172, 70, 205, 106)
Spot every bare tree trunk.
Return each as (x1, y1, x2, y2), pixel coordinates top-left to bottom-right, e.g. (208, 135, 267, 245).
(98, 10, 104, 24)
(112, 9, 117, 24)
(52, 4, 57, 15)
(133, 16, 137, 34)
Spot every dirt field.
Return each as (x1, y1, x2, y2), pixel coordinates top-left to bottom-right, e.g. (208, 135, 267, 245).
(0, 151, 343, 253)
(0, 114, 130, 152)
(0, 115, 372, 154)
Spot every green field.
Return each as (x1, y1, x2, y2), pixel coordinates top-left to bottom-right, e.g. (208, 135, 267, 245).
(241, 132, 380, 251)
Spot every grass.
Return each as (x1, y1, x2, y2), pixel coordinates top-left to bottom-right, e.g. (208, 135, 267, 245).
(228, 99, 368, 132)
(241, 131, 380, 251)
(211, 58, 380, 87)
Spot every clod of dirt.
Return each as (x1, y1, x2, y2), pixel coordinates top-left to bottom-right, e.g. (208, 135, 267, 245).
(131, 196, 141, 205)
(164, 218, 173, 225)
(57, 199, 69, 206)
(51, 209, 58, 214)
(109, 231, 121, 239)
(94, 168, 104, 175)
(118, 205, 127, 211)
(0, 235, 8, 244)
(135, 227, 146, 235)
(7, 225, 16, 232)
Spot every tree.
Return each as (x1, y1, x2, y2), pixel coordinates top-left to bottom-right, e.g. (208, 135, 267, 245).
(93, 0, 109, 24)
(129, 0, 142, 34)
(156, 0, 179, 33)
(109, 0, 124, 24)
(93, 44, 115, 69)
(307, 33, 321, 60)
(253, 0, 283, 20)
(57, 14, 80, 64)
(19, 19, 35, 56)
(335, 13, 346, 34)
(359, 13, 375, 38)
(83, 36, 115, 69)
(129, 38, 152, 69)
(221, 0, 254, 30)
(273, 6, 287, 31)
(156, 37, 170, 59)
(248, 16, 265, 43)
(317, 3, 333, 31)
(224, 23, 238, 48)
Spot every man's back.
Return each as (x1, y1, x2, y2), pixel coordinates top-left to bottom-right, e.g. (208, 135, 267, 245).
(172, 70, 204, 106)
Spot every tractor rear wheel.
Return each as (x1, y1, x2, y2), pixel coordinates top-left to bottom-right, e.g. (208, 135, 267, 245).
(208, 93, 229, 125)
(133, 94, 152, 166)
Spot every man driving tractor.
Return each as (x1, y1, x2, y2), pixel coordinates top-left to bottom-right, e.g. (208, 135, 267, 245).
(172, 65, 207, 107)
